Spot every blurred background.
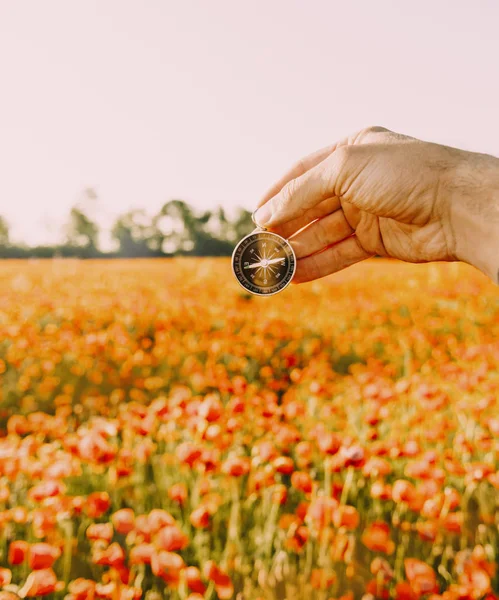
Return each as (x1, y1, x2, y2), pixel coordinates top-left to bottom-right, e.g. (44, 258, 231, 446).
(0, 0, 498, 257)
(2, 4, 499, 598)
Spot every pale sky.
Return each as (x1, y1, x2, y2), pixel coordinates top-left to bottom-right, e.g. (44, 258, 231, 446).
(1, 1, 498, 245)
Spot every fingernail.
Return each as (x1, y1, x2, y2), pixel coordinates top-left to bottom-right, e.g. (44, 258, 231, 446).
(254, 203, 272, 226)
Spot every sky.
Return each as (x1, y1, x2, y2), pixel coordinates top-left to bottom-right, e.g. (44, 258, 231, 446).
(1, 0, 498, 245)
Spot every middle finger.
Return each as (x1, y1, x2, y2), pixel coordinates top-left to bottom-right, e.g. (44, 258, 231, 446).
(289, 209, 354, 259)
(269, 196, 341, 240)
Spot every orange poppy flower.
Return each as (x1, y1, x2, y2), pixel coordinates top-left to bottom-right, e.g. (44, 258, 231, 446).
(112, 508, 135, 535)
(404, 559, 438, 595)
(371, 557, 394, 580)
(307, 496, 338, 529)
(370, 481, 392, 500)
(202, 560, 232, 588)
(415, 520, 438, 542)
(366, 578, 390, 599)
(363, 457, 392, 478)
(394, 581, 417, 600)
(333, 505, 360, 530)
(175, 442, 203, 467)
(0, 568, 11, 586)
(310, 568, 336, 590)
(28, 480, 65, 503)
(392, 480, 418, 504)
(272, 485, 288, 505)
(441, 512, 463, 534)
(361, 522, 395, 555)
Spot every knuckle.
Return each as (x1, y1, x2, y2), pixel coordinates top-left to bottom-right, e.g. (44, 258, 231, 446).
(355, 125, 391, 143)
(330, 241, 346, 263)
(315, 218, 330, 248)
(278, 180, 295, 208)
(308, 255, 321, 280)
(278, 178, 306, 215)
(331, 145, 353, 170)
(364, 125, 389, 134)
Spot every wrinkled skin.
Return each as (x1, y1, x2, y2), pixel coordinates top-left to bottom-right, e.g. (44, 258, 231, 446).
(254, 126, 499, 283)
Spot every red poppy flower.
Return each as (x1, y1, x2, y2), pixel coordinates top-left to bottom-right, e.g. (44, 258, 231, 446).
(18, 568, 63, 597)
(190, 506, 211, 529)
(168, 483, 188, 505)
(86, 523, 113, 543)
(156, 524, 189, 552)
(92, 542, 125, 568)
(8, 540, 29, 565)
(129, 543, 155, 565)
(273, 456, 295, 475)
(148, 509, 176, 533)
(316, 431, 341, 455)
(185, 566, 207, 595)
(112, 509, 135, 535)
(221, 456, 251, 477)
(291, 471, 313, 494)
(151, 551, 185, 586)
(67, 578, 96, 600)
(85, 492, 111, 518)
(28, 543, 61, 570)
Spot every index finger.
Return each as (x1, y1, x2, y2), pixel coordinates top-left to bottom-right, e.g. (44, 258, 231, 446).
(256, 144, 337, 209)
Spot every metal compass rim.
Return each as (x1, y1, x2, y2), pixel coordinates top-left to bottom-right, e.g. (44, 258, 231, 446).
(231, 229, 296, 297)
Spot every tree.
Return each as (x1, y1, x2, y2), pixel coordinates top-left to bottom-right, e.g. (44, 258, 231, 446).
(111, 210, 160, 257)
(154, 200, 235, 256)
(0, 216, 10, 246)
(231, 208, 253, 241)
(154, 200, 198, 254)
(65, 207, 100, 252)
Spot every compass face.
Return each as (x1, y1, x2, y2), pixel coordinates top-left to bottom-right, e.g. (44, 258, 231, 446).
(232, 230, 296, 296)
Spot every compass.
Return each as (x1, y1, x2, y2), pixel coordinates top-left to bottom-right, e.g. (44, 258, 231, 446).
(232, 227, 296, 296)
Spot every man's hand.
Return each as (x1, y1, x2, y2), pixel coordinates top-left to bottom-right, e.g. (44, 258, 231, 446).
(253, 126, 499, 283)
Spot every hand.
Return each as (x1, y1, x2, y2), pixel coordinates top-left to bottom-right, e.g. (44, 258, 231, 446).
(253, 126, 499, 283)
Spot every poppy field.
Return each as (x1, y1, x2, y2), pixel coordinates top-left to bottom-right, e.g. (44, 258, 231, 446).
(1, 257, 499, 600)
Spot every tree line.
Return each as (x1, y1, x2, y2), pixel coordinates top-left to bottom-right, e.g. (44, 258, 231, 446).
(0, 199, 254, 258)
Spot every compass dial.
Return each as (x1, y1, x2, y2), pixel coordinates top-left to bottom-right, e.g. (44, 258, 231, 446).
(232, 230, 296, 296)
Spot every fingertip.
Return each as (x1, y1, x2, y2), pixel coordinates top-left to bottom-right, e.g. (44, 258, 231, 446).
(253, 202, 273, 228)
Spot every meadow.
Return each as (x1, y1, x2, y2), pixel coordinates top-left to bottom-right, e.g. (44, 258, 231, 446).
(0, 258, 499, 600)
